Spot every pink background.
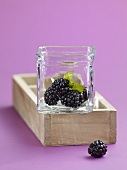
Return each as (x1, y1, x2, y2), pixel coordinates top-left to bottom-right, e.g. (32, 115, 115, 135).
(0, 0, 127, 169)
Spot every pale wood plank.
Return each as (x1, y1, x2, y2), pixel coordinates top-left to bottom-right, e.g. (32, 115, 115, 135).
(12, 74, 117, 146)
(13, 75, 44, 144)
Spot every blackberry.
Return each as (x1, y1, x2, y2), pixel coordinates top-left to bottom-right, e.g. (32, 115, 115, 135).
(61, 88, 89, 108)
(44, 87, 59, 105)
(83, 88, 89, 101)
(61, 90, 85, 108)
(88, 140, 107, 158)
(52, 78, 70, 98)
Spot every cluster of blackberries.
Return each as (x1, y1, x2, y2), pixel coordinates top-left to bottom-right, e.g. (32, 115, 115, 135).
(44, 78, 88, 108)
(88, 140, 107, 158)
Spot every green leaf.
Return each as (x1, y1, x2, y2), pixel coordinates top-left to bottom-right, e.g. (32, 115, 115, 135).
(64, 71, 74, 87)
(71, 83, 85, 93)
(69, 80, 74, 88)
(64, 70, 74, 80)
(63, 71, 85, 92)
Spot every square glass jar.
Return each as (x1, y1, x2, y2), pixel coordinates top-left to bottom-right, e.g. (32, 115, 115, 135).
(36, 46, 95, 114)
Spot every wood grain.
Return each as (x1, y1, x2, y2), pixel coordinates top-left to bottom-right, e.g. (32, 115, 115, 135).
(13, 74, 117, 146)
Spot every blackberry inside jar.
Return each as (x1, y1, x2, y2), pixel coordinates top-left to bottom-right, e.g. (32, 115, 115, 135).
(44, 71, 89, 109)
(36, 46, 95, 113)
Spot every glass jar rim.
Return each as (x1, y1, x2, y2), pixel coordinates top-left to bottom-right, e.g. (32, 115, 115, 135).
(40, 45, 95, 50)
(36, 46, 96, 58)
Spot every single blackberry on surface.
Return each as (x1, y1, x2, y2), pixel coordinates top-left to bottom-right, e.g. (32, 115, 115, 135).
(52, 78, 70, 98)
(44, 87, 59, 105)
(88, 140, 107, 158)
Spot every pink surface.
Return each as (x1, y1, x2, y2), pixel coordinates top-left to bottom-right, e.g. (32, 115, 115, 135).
(0, 0, 127, 169)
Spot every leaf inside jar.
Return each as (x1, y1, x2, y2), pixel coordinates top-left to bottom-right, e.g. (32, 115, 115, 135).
(63, 70, 74, 87)
(63, 71, 85, 93)
(71, 83, 85, 93)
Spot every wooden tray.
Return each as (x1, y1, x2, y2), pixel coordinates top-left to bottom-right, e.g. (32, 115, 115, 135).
(12, 73, 117, 146)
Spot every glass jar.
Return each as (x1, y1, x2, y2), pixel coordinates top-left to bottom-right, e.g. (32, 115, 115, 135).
(36, 46, 95, 114)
